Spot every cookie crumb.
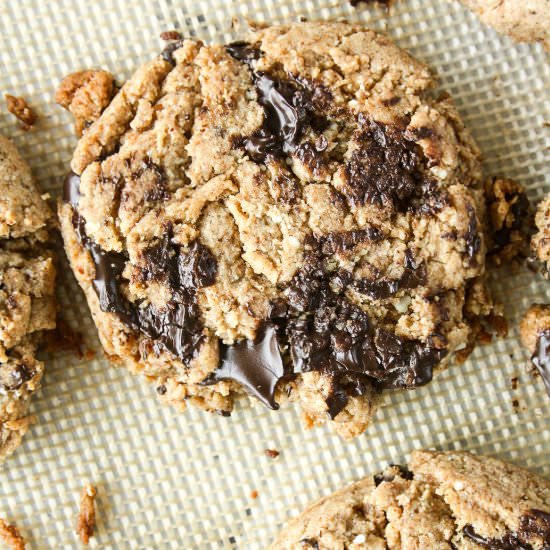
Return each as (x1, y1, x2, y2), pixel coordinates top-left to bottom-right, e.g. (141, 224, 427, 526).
(44, 318, 85, 358)
(510, 377, 518, 390)
(160, 31, 182, 40)
(76, 484, 97, 545)
(250, 490, 259, 499)
(0, 519, 26, 550)
(512, 398, 520, 413)
(5, 94, 36, 130)
(3, 415, 36, 432)
(55, 70, 115, 136)
(264, 449, 280, 459)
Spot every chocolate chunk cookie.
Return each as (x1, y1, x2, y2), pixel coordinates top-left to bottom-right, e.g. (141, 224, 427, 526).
(58, 22, 494, 438)
(521, 304, 550, 398)
(460, 0, 550, 50)
(532, 195, 550, 277)
(271, 450, 550, 549)
(0, 136, 56, 462)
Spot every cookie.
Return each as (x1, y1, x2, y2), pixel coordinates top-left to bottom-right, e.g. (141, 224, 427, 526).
(532, 195, 550, 277)
(0, 136, 56, 462)
(58, 21, 494, 438)
(460, 0, 550, 50)
(521, 304, 550, 398)
(271, 450, 550, 549)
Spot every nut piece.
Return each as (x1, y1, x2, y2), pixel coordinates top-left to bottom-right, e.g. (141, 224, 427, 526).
(485, 178, 532, 266)
(4, 94, 36, 130)
(76, 484, 97, 545)
(55, 70, 115, 136)
(0, 519, 26, 550)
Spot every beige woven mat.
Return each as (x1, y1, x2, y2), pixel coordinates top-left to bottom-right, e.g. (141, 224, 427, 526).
(0, 0, 548, 548)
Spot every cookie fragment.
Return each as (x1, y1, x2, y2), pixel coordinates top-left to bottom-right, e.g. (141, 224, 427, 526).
(272, 450, 550, 549)
(55, 70, 116, 136)
(0, 518, 26, 550)
(76, 484, 97, 545)
(59, 22, 494, 438)
(485, 177, 531, 267)
(520, 304, 550, 398)
(531, 195, 550, 277)
(4, 94, 36, 130)
(459, 0, 550, 50)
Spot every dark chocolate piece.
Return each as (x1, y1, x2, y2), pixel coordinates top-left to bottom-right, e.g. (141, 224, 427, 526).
(63, 171, 81, 207)
(532, 329, 550, 398)
(353, 249, 426, 299)
(0, 363, 33, 392)
(161, 41, 183, 65)
(299, 539, 319, 549)
(342, 114, 441, 213)
(520, 509, 550, 541)
(64, 173, 216, 365)
(225, 41, 261, 63)
(374, 464, 414, 486)
(204, 323, 285, 409)
(462, 524, 534, 550)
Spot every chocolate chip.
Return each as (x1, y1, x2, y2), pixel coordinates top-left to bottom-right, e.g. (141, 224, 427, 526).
(203, 323, 286, 409)
(462, 524, 535, 550)
(520, 509, 550, 540)
(320, 228, 383, 255)
(161, 41, 183, 65)
(532, 329, 550, 398)
(177, 241, 218, 289)
(156, 385, 167, 395)
(264, 448, 280, 458)
(353, 249, 426, 299)
(374, 464, 414, 486)
(342, 115, 435, 212)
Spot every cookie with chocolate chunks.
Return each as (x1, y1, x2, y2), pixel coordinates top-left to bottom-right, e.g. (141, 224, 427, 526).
(0, 136, 56, 462)
(58, 22, 495, 438)
(271, 450, 550, 549)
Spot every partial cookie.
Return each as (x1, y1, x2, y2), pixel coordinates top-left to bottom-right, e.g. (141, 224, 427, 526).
(520, 304, 550, 398)
(58, 22, 495, 438)
(460, 0, 550, 50)
(485, 177, 531, 267)
(0, 136, 56, 462)
(271, 450, 550, 549)
(532, 195, 550, 277)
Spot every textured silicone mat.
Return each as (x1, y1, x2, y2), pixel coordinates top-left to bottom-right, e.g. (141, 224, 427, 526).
(0, 0, 549, 548)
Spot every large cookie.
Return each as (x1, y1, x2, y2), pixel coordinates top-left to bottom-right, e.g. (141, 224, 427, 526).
(0, 136, 56, 462)
(460, 0, 550, 50)
(271, 450, 550, 549)
(58, 22, 493, 438)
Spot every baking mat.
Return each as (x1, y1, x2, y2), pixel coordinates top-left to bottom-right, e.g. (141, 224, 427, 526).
(0, 0, 549, 548)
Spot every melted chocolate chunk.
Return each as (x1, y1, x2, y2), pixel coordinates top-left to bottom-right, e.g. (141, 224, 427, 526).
(64, 173, 216, 365)
(353, 249, 426, 299)
(204, 323, 285, 409)
(532, 329, 550, 398)
(343, 115, 438, 212)
(320, 228, 383, 255)
(284, 236, 445, 412)
(462, 525, 534, 550)
(227, 45, 332, 163)
(491, 188, 530, 256)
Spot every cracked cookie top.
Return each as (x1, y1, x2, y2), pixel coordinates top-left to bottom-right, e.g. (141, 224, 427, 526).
(58, 22, 490, 438)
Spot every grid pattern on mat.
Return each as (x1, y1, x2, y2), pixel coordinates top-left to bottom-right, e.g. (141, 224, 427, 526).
(0, 0, 549, 548)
